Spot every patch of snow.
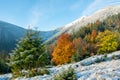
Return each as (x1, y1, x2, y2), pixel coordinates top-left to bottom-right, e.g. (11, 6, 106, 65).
(0, 73, 12, 80)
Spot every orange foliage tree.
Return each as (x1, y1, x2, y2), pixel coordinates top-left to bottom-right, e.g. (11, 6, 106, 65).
(52, 33, 75, 65)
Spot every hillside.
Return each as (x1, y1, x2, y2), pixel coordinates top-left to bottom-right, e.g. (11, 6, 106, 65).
(0, 21, 26, 52)
(1, 1, 120, 80)
(0, 21, 60, 52)
(0, 5, 120, 80)
(0, 51, 120, 80)
(45, 5, 120, 44)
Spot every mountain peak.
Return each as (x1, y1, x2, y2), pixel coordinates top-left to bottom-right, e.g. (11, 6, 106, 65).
(45, 5, 120, 44)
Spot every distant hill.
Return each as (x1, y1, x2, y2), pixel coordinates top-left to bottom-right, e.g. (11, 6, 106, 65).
(0, 21, 60, 52)
(0, 21, 25, 52)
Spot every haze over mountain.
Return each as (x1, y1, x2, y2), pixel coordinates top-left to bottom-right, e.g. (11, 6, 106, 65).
(45, 5, 120, 44)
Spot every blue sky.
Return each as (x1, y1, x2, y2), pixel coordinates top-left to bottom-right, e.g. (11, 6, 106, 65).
(0, 0, 120, 31)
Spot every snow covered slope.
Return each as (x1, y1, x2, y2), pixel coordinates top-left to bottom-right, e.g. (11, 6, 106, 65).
(45, 5, 120, 44)
(1, 51, 120, 80)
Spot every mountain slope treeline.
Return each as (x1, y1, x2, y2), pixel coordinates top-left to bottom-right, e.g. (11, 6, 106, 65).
(50, 13, 120, 65)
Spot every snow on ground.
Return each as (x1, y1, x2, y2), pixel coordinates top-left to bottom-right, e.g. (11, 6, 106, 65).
(0, 73, 12, 80)
(0, 51, 120, 80)
(76, 60, 120, 80)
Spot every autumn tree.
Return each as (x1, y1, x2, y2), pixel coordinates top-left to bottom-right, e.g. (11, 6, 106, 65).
(71, 38, 88, 62)
(96, 30, 119, 54)
(52, 33, 75, 65)
(84, 30, 98, 56)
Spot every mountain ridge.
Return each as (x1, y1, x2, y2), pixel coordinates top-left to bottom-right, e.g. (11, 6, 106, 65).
(45, 5, 120, 44)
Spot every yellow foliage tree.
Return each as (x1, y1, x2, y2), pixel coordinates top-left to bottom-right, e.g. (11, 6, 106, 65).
(52, 33, 75, 65)
(96, 30, 118, 54)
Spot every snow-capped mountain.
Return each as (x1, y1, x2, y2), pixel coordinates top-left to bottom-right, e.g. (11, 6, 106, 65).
(45, 5, 120, 44)
(0, 21, 60, 52)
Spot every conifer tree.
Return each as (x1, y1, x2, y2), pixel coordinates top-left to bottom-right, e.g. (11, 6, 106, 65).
(9, 28, 47, 73)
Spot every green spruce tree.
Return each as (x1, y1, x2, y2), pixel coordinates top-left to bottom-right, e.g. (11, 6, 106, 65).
(9, 28, 48, 76)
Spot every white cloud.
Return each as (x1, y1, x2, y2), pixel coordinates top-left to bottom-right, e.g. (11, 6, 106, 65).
(27, 1, 43, 29)
(29, 8, 42, 27)
(82, 0, 120, 16)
